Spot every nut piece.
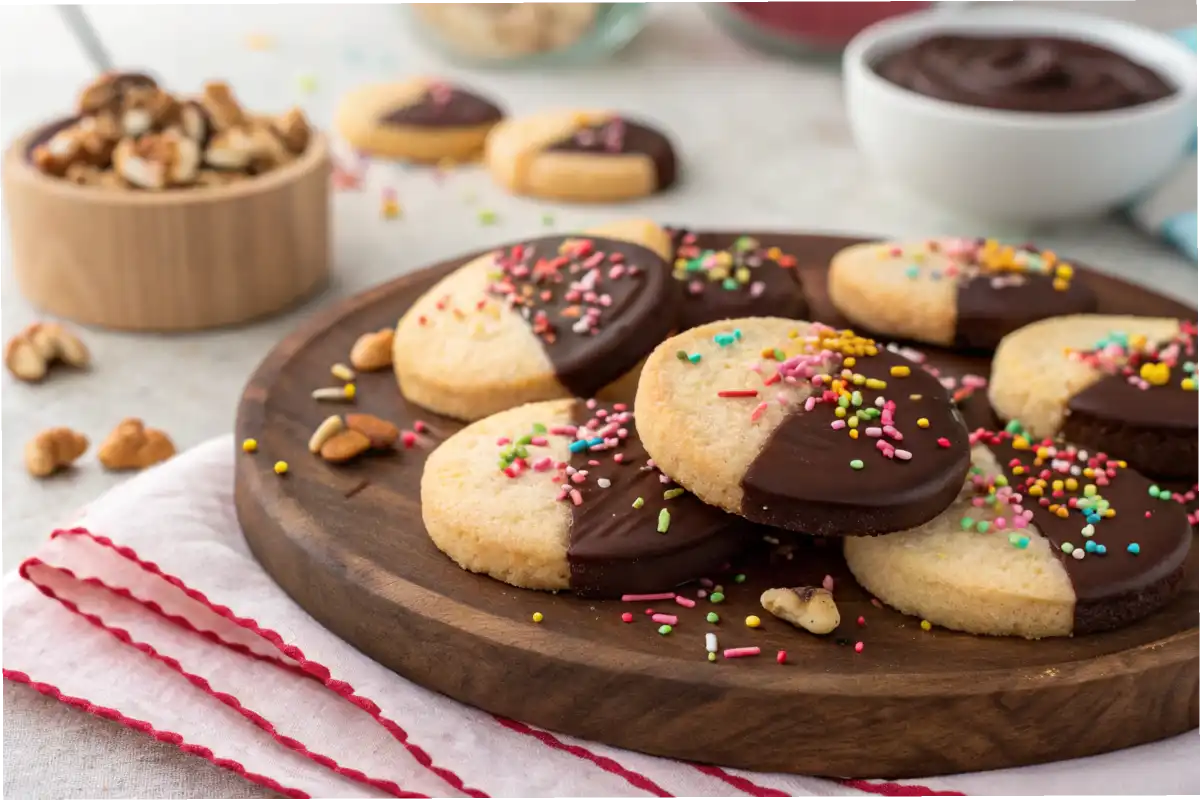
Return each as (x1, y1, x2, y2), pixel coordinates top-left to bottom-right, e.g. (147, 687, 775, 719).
(77, 71, 158, 115)
(345, 413, 399, 449)
(271, 107, 311, 154)
(121, 85, 178, 137)
(25, 428, 89, 478)
(349, 329, 394, 372)
(178, 101, 211, 145)
(760, 587, 841, 635)
(97, 418, 176, 471)
(5, 323, 90, 382)
(113, 131, 200, 189)
(32, 128, 84, 177)
(308, 414, 345, 453)
(319, 429, 372, 463)
(203, 128, 255, 171)
(200, 81, 246, 132)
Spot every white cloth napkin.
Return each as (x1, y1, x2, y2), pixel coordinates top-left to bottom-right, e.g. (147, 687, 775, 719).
(1132, 25, 1200, 260)
(5, 437, 1198, 798)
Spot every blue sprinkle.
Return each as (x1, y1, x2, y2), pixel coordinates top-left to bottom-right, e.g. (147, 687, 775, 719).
(1127, 542, 1141, 555)
(904, 266, 920, 280)
(568, 440, 589, 453)
(1096, 544, 1107, 555)
(733, 328, 743, 340)
(1084, 540, 1097, 553)
(929, 271, 942, 281)
(587, 437, 604, 447)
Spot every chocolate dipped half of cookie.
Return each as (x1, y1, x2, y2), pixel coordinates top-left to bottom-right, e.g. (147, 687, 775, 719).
(393, 219, 682, 422)
(635, 318, 973, 536)
(421, 398, 752, 598)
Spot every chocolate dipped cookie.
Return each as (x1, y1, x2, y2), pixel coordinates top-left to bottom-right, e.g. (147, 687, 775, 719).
(845, 430, 1193, 638)
(989, 315, 1198, 480)
(485, 109, 677, 202)
(634, 318, 972, 536)
(336, 78, 503, 162)
(828, 238, 1097, 351)
(667, 229, 809, 331)
(393, 219, 678, 421)
(421, 398, 750, 597)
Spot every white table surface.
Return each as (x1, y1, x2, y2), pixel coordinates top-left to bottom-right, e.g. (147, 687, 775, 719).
(2, 3, 1196, 797)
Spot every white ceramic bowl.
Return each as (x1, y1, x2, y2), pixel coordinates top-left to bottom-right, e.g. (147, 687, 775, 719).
(843, 7, 1197, 225)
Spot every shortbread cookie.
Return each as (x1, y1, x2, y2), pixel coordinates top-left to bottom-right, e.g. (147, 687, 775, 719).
(422, 399, 750, 596)
(845, 430, 1193, 638)
(635, 318, 971, 536)
(990, 315, 1197, 480)
(828, 238, 1097, 351)
(485, 110, 677, 202)
(668, 229, 808, 331)
(394, 219, 677, 421)
(336, 78, 503, 162)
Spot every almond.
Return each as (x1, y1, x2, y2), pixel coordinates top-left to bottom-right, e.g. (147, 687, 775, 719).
(319, 429, 372, 463)
(349, 329, 394, 372)
(345, 413, 399, 449)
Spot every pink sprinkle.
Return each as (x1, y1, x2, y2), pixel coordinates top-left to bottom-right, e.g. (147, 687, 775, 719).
(613, 453, 625, 464)
(865, 426, 882, 437)
(723, 647, 761, 659)
(401, 431, 417, 449)
(496, 437, 512, 446)
(750, 281, 766, 298)
(830, 419, 847, 430)
(613, 403, 627, 412)
(569, 489, 582, 506)
(651, 614, 678, 625)
(621, 592, 675, 602)
(413, 420, 427, 433)
(804, 396, 817, 412)
(621, 612, 634, 623)
(530, 436, 548, 446)
(776, 650, 787, 665)
(550, 425, 576, 436)
(700, 578, 714, 588)
(697, 589, 708, 598)
(675, 596, 696, 609)
(750, 401, 769, 422)
(776, 392, 790, 406)
(857, 616, 866, 627)
(937, 437, 951, 448)
(645, 608, 655, 615)
(822, 574, 835, 592)
(854, 641, 864, 653)
(894, 449, 913, 460)
(533, 457, 553, 472)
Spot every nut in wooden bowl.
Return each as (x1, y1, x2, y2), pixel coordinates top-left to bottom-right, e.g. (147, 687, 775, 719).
(3, 73, 331, 331)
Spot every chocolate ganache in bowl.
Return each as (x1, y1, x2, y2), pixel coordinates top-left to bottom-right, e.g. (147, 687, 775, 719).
(874, 34, 1176, 114)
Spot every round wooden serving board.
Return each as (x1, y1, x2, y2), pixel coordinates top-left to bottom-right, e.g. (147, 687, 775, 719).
(236, 233, 1199, 779)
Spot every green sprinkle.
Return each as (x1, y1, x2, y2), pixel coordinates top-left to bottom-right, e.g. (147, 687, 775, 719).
(733, 329, 743, 340)
(1061, 542, 1075, 554)
(541, 213, 555, 227)
(994, 475, 1008, 487)
(516, 434, 532, 446)
(710, 591, 725, 604)
(734, 573, 746, 584)
(1004, 419, 1024, 434)
(838, 395, 850, 408)
(707, 652, 717, 662)
(664, 488, 685, 500)
(657, 508, 671, 533)
(904, 265, 920, 280)
(658, 624, 673, 635)
(850, 459, 865, 470)
(851, 391, 863, 407)
(514, 446, 528, 459)
(1149, 485, 1161, 498)
(1083, 484, 1097, 497)
(975, 521, 990, 533)
(721, 277, 738, 291)
(687, 352, 702, 364)
(532, 423, 546, 434)
(632, 497, 644, 509)
(960, 516, 974, 531)
(706, 612, 719, 623)
(478, 209, 498, 226)
(676, 350, 689, 362)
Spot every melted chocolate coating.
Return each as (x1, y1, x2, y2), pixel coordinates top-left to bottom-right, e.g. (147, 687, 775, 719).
(741, 348, 973, 536)
(565, 402, 751, 597)
(955, 272, 1097, 351)
(1063, 331, 1198, 480)
(668, 229, 809, 331)
(982, 435, 1192, 634)
(875, 35, 1175, 113)
(380, 86, 502, 128)
(545, 118, 677, 191)
(486, 235, 681, 398)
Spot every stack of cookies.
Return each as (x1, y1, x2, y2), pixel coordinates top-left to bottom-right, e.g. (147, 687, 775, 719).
(391, 221, 1195, 640)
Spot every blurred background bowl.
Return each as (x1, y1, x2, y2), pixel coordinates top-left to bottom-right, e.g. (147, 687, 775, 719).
(843, 7, 1197, 226)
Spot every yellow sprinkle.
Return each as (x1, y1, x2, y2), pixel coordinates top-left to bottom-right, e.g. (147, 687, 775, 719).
(532, 612, 544, 623)
(1139, 362, 1170, 386)
(1052, 479, 1064, 492)
(920, 620, 932, 632)
(344, 383, 357, 399)
(767, 247, 782, 260)
(1104, 508, 1116, 518)
(889, 365, 911, 378)
(847, 416, 859, 429)
(242, 438, 258, 453)
(844, 357, 856, 368)
(865, 378, 886, 390)
(1012, 436, 1030, 450)
(745, 615, 762, 628)
(1036, 447, 1050, 459)
(917, 418, 930, 428)
(788, 330, 799, 339)
(1055, 264, 1073, 279)
(1012, 466, 1025, 475)
(1043, 251, 1058, 268)
(735, 267, 751, 284)
(1052, 279, 1069, 292)
(1065, 478, 1078, 491)
(717, 251, 733, 267)
(1184, 378, 1197, 391)
(273, 460, 288, 475)
(909, 394, 923, 401)
(1129, 333, 1148, 352)
(835, 407, 847, 418)
(675, 258, 688, 269)
(1055, 507, 1070, 519)
(1028, 484, 1043, 497)
(849, 429, 859, 439)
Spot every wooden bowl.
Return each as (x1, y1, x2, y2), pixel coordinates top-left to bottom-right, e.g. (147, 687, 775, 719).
(2, 120, 331, 331)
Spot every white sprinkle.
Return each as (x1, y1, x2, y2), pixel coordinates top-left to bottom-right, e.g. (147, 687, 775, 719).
(705, 632, 718, 653)
(1081, 524, 1095, 537)
(597, 478, 612, 489)
(312, 387, 351, 401)
(1072, 548, 1085, 560)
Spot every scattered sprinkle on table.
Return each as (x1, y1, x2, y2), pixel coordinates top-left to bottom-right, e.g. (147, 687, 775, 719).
(745, 615, 761, 628)
(658, 624, 673, 635)
(706, 612, 719, 623)
(710, 591, 725, 604)
(920, 619, 932, 631)
(776, 650, 787, 665)
(532, 612, 544, 623)
(242, 438, 258, 453)
(273, 460, 288, 475)
(723, 646, 760, 659)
